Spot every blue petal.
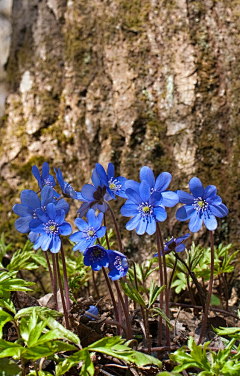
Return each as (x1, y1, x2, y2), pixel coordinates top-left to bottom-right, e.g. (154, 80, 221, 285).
(46, 203, 56, 220)
(81, 184, 95, 201)
(29, 232, 39, 243)
(176, 205, 195, 221)
(155, 172, 172, 192)
(125, 188, 142, 205)
(126, 215, 141, 231)
(161, 191, 179, 207)
(108, 268, 121, 281)
(76, 192, 85, 201)
(210, 204, 228, 218)
(73, 238, 92, 252)
(50, 235, 61, 253)
(35, 209, 49, 223)
(48, 175, 56, 187)
(94, 212, 104, 230)
(59, 222, 72, 235)
(139, 180, 151, 202)
(42, 162, 50, 181)
(85, 306, 99, 319)
(55, 199, 70, 214)
(206, 195, 222, 205)
(176, 244, 185, 253)
(146, 217, 156, 235)
(75, 218, 88, 231)
(15, 217, 32, 233)
(136, 217, 147, 235)
(41, 186, 54, 207)
(40, 233, 52, 251)
(96, 202, 108, 213)
(139, 166, 155, 188)
(125, 180, 140, 192)
(189, 211, 202, 232)
(70, 232, 84, 242)
(203, 212, 218, 231)
(91, 169, 101, 188)
(107, 163, 115, 180)
(203, 185, 217, 199)
(86, 209, 96, 227)
(32, 165, 42, 188)
(33, 234, 46, 250)
(13, 204, 33, 217)
(78, 202, 91, 217)
(176, 233, 190, 244)
(96, 226, 106, 238)
(29, 220, 45, 233)
(120, 204, 139, 217)
(96, 163, 108, 185)
(189, 177, 204, 198)
(176, 190, 194, 204)
(55, 209, 65, 225)
(153, 206, 167, 222)
(21, 190, 41, 209)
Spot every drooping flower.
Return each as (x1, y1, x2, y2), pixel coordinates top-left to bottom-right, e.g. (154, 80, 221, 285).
(125, 166, 179, 208)
(54, 167, 82, 199)
(13, 186, 70, 243)
(70, 209, 106, 252)
(176, 177, 228, 232)
(95, 163, 127, 199)
(84, 305, 99, 320)
(107, 249, 129, 281)
(83, 245, 109, 271)
(121, 180, 168, 235)
(153, 233, 190, 257)
(77, 169, 112, 217)
(32, 162, 56, 190)
(29, 203, 72, 253)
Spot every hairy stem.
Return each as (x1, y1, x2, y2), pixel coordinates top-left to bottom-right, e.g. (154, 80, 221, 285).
(156, 226, 164, 347)
(60, 244, 70, 311)
(51, 253, 58, 311)
(114, 280, 132, 339)
(44, 251, 54, 293)
(102, 267, 119, 324)
(56, 253, 70, 330)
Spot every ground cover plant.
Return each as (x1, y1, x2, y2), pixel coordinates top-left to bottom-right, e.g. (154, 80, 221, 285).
(0, 162, 239, 375)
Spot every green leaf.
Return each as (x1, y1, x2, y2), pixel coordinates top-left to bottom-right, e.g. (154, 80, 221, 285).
(0, 310, 14, 339)
(210, 294, 220, 306)
(0, 358, 21, 375)
(0, 297, 16, 314)
(120, 279, 146, 308)
(0, 339, 24, 359)
(151, 307, 171, 329)
(28, 372, 54, 376)
(148, 279, 165, 308)
(23, 341, 77, 361)
(38, 315, 80, 345)
(15, 306, 62, 320)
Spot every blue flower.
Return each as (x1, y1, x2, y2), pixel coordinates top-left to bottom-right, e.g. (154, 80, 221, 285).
(153, 233, 190, 257)
(107, 250, 129, 281)
(84, 305, 99, 320)
(78, 169, 112, 217)
(29, 203, 72, 253)
(54, 167, 82, 199)
(125, 166, 179, 208)
(70, 209, 106, 252)
(176, 177, 228, 232)
(83, 245, 109, 271)
(13, 186, 70, 242)
(95, 163, 127, 199)
(32, 162, 56, 190)
(121, 180, 168, 235)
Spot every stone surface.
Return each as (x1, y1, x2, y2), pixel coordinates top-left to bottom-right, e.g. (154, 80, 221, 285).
(1, 0, 239, 254)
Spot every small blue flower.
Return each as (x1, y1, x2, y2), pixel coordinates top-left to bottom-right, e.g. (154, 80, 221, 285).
(125, 166, 179, 208)
(70, 209, 106, 252)
(95, 163, 127, 199)
(54, 167, 82, 199)
(32, 162, 56, 190)
(121, 180, 167, 235)
(29, 203, 72, 253)
(108, 250, 129, 281)
(176, 177, 228, 232)
(153, 233, 190, 257)
(78, 169, 112, 217)
(83, 245, 109, 271)
(84, 305, 99, 320)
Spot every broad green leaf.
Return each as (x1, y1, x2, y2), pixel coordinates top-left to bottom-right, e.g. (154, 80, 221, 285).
(0, 310, 14, 339)
(38, 315, 80, 345)
(0, 297, 16, 314)
(23, 341, 77, 361)
(0, 358, 21, 375)
(27, 319, 49, 347)
(15, 306, 62, 320)
(0, 339, 23, 359)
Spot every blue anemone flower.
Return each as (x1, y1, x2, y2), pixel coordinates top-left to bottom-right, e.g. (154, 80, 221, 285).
(121, 180, 167, 235)
(95, 163, 127, 199)
(54, 167, 82, 199)
(83, 245, 109, 271)
(84, 305, 99, 320)
(77, 169, 112, 217)
(32, 162, 56, 190)
(176, 177, 228, 232)
(107, 250, 129, 281)
(29, 203, 72, 253)
(153, 233, 190, 257)
(70, 209, 106, 252)
(125, 166, 179, 208)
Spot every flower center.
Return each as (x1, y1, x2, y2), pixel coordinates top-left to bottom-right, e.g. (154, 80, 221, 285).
(88, 230, 95, 237)
(43, 178, 54, 187)
(138, 202, 153, 216)
(114, 256, 125, 272)
(193, 197, 208, 213)
(89, 247, 105, 261)
(44, 220, 59, 234)
(108, 178, 121, 193)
